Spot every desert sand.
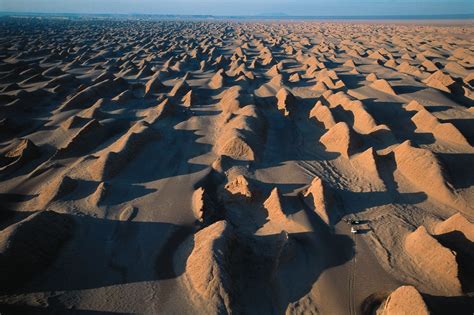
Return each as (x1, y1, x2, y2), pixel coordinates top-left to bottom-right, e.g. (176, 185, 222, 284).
(0, 16, 473, 314)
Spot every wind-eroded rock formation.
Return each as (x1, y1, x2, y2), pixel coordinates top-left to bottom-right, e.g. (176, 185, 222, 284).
(0, 17, 473, 314)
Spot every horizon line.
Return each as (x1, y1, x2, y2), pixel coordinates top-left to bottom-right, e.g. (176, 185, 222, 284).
(1, 11, 474, 20)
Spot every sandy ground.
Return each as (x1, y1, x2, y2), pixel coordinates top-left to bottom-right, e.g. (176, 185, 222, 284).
(0, 17, 473, 314)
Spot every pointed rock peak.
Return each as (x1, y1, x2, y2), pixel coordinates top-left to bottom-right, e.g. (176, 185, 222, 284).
(264, 187, 286, 219)
(434, 212, 474, 242)
(405, 100, 425, 112)
(236, 75, 249, 83)
(423, 70, 456, 90)
(350, 147, 384, 186)
(276, 87, 293, 100)
(421, 59, 439, 72)
(320, 122, 361, 158)
(270, 74, 284, 87)
(199, 60, 207, 71)
(303, 176, 325, 199)
(343, 59, 357, 68)
(302, 176, 341, 226)
(88, 181, 109, 206)
(401, 53, 413, 60)
(276, 88, 296, 116)
(349, 67, 360, 74)
(224, 175, 253, 200)
(384, 59, 398, 68)
(39, 175, 77, 207)
(209, 69, 225, 89)
(153, 96, 175, 119)
(266, 64, 280, 77)
(249, 59, 260, 69)
(5, 138, 39, 158)
(370, 79, 397, 96)
(181, 72, 192, 81)
(366, 72, 378, 82)
(169, 79, 191, 98)
(262, 56, 275, 66)
(145, 74, 165, 95)
(368, 51, 387, 61)
(383, 286, 429, 315)
(289, 72, 301, 82)
(285, 45, 295, 55)
(312, 81, 330, 92)
(182, 90, 195, 107)
(192, 187, 206, 222)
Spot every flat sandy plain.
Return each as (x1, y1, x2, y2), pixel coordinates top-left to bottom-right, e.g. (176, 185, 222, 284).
(0, 17, 473, 314)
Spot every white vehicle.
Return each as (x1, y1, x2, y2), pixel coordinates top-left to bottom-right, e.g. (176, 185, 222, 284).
(351, 227, 358, 234)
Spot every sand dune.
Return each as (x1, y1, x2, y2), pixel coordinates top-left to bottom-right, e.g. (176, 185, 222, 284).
(302, 176, 341, 226)
(222, 174, 253, 202)
(405, 225, 462, 295)
(175, 221, 234, 314)
(320, 122, 362, 158)
(0, 138, 40, 175)
(0, 17, 473, 314)
(434, 212, 474, 242)
(411, 108, 470, 146)
(394, 140, 472, 214)
(276, 88, 297, 117)
(381, 286, 429, 315)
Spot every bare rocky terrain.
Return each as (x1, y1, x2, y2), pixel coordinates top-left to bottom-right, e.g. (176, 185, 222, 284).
(0, 17, 473, 314)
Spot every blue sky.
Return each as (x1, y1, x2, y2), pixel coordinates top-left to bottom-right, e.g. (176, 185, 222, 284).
(1, 0, 473, 16)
